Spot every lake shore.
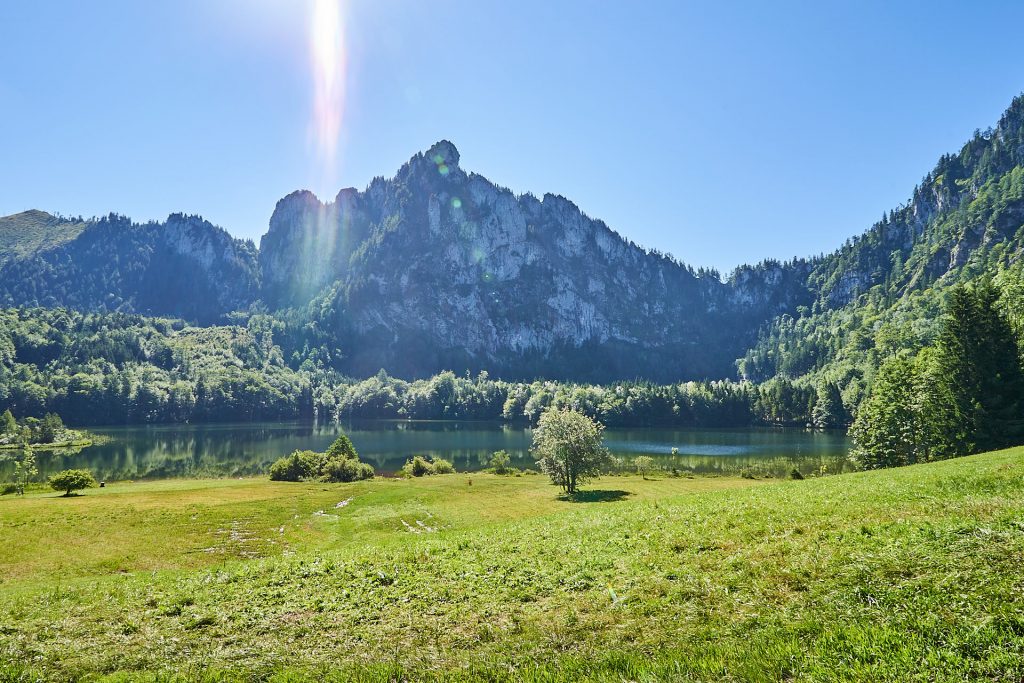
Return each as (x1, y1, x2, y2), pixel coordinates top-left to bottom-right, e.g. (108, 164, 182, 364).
(6, 420, 851, 481)
(2, 448, 1023, 680)
(0, 437, 93, 451)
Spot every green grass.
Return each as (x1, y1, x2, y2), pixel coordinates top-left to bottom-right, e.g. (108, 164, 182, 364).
(1, 450, 1023, 681)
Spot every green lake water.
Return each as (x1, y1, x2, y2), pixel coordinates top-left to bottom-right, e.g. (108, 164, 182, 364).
(1, 421, 851, 481)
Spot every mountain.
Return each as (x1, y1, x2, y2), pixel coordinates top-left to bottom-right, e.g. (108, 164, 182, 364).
(259, 141, 810, 379)
(740, 94, 1024, 401)
(0, 212, 258, 324)
(2, 93, 1024, 384)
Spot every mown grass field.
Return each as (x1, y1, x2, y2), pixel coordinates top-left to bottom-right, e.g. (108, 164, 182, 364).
(1, 450, 1023, 681)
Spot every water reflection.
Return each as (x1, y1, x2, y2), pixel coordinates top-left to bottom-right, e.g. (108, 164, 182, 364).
(0, 421, 851, 482)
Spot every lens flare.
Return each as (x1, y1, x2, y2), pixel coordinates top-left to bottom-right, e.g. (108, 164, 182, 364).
(310, 0, 345, 170)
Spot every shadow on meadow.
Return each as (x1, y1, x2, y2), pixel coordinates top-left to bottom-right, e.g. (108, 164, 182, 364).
(559, 489, 630, 503)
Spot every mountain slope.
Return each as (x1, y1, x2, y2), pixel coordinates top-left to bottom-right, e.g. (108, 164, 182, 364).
(0, 210, 90, 266)
(740, 94, 1024, 406)
(0, 212, 259, 324)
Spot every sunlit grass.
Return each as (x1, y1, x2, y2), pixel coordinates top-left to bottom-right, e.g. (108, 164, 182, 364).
(1, 450, 1023, 681)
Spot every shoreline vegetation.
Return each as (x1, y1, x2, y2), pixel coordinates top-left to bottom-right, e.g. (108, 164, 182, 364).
(1, 447, 1022, 680)
(0, 409, 98, 451)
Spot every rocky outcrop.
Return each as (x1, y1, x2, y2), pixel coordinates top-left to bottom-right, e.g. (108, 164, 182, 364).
(257, 141, 808, 379)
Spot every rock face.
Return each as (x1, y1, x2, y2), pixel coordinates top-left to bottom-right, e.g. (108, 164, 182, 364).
(258, 141, 809, 380)
(0, 212, 258, 324)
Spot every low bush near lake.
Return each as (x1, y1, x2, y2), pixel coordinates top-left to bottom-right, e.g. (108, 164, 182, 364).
(268, 433, 374, 482)
(402, 455, 456, 476)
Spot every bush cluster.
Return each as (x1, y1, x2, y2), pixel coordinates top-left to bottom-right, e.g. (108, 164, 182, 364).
(268, 433, 374, 482)
(401, 455, 455, 477)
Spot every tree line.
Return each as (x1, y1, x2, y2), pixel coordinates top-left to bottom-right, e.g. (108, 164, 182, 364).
(0, 308, 843, 428)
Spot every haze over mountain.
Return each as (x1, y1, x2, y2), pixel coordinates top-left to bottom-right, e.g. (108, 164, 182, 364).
(2, 93, 1023, 382)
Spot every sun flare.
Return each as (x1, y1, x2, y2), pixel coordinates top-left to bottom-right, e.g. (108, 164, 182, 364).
(310, 0, 346, 168)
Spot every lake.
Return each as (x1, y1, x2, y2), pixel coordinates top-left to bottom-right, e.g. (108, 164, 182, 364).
(1, 421, 852, 481)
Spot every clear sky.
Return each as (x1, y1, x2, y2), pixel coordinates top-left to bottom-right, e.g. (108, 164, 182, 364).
(2, 1, 1023, 274)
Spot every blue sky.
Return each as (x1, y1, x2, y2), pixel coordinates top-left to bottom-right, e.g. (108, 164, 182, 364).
(2, 1, 1023, 273)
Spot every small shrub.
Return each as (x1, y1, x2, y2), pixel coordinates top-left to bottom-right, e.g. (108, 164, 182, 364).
(789, 468, 805, 480)
(634, 456, 656, 479)
(322, 457, 374, 483)
(401, 455, 455, 476)
(268, 450, 320, 482)
(489, 450, 512, 474)
(402, 455, 434, 477)
(48, 469, 96, 496)
(270, 444, 374, 483)
(431, 458, 455, 474)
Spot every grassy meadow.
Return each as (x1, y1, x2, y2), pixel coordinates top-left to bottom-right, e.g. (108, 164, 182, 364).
(1, 450, 1023, 681)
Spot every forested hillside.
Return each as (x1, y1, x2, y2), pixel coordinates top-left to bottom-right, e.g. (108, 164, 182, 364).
(0, 307, 818, 427)
(740, 95, 1024, 411)
(0, 213, 258, 324)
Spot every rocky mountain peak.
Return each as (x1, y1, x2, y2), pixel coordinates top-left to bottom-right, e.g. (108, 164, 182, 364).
(425, 140, 460, 171)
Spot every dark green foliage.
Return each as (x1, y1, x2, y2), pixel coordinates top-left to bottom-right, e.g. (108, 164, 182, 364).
(430, 458, 455, 474)
(38, 413, 63, 444)
(932, 283, 1024, 455)
(402, 455, 432, 477)
(851, 284, 1024, 469)
(811, 381, 847, 428)
(0, 308, 809, 427)
(268, 432, 374, 483)
(47, 469, 96, 496)
(849, 357, 925, 469)
(267, 450, 322, 482)
(325, 433, 357, 461)
(321, 457, 375, 483)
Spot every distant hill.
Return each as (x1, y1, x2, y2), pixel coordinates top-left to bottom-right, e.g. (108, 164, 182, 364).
(0, 212, 258, 324)
(0, 210, 89, 266)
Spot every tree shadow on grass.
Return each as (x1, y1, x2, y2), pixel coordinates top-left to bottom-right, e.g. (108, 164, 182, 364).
(559, 489, 631, 503)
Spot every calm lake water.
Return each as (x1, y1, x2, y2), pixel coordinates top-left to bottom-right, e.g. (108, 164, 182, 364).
(1, 421, 852, 481)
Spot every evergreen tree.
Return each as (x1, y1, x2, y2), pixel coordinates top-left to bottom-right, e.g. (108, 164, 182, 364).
(933, 284, 1024, 456)
(972, 283, 1024, 449)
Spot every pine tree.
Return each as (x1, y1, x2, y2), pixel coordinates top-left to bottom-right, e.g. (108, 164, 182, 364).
(932, 287, 983, 455)
(972, 282, 1024, 450)
(932, 284, 1024, 456)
